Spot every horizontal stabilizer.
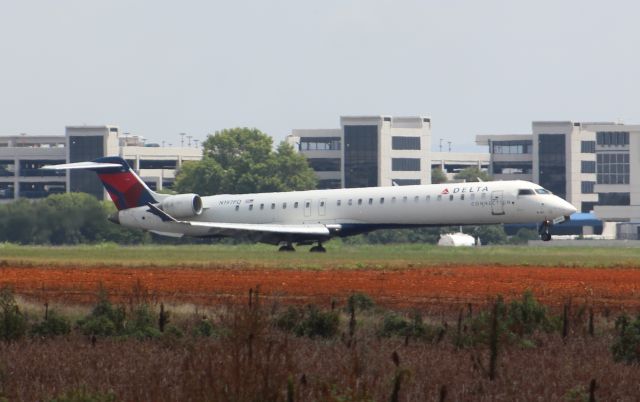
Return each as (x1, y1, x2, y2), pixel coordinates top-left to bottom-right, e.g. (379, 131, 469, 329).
(41, 161, 123, 170)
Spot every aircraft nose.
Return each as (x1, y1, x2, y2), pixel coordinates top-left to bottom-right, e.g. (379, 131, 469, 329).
(557, 199, 577, 216)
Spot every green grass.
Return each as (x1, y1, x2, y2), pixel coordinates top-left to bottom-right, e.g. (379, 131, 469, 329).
(1, 242, 639, 269)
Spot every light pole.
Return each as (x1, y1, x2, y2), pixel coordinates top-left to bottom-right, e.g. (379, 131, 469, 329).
(187, 135, 192, 147)
(180, 133, 185, 147)
(439, 138, 443, 152)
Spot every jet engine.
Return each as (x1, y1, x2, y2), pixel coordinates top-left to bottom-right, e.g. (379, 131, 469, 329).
(160, 194, 203, 218)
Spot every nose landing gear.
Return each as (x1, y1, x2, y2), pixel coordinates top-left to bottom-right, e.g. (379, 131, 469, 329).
(539, 220, 552, 242)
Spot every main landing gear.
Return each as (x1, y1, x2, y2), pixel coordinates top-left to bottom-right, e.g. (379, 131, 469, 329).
(539, 220, 552, 242)
(309, 242, 326, 253)
(278, 242, 295, 252)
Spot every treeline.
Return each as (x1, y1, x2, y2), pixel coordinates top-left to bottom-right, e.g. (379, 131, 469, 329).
(0, 193, 148, 245)
(0, 193, 538, 245)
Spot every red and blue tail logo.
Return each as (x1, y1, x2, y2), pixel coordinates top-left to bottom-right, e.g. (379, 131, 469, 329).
(91, 157, 157, 210)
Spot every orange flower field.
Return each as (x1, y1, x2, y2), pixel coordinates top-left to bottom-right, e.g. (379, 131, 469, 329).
(2, 264, 640, 308)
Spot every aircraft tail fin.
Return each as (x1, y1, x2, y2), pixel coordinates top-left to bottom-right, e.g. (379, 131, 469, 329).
(42, 156, 162, 210)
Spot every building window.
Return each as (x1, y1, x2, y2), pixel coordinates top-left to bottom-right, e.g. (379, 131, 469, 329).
(581, 141, 596, 153)
(598, 192, 630, 206)
(538, 134, 566, 199)
(492, 140, 532, 154)
(596, 132, 629, 146)
(344, 125, 378, 188)
(392, 158, 421, 171)
(318, 179, 341, 189)
(597, 153, 629, 184)
(581, 161, 596, 174)
(392, 136, 421, 150)
(581, 181, 595, 194)
(392, 179, 421, 186)
(299, 137, 341, 151)
(139, 159, 177, 169)
(307, 158, 341, 172)
(581, 201, 597, 213)
(491, 162, 532, 175)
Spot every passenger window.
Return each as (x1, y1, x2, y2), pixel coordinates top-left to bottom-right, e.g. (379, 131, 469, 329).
(294, 202, 299, 208)
(358, 199, 362, 205)
(380, 197, 384, 204)
(260, 203, 264, 210)
(348, 199, 353, 206)
(368, 198, 373, 205)
(305, 202, 310, 208)
(235, 205, 239, 211)
(392, 197, 396, 203)
(470, 194, 475, 201)
(249, 204, 253, 211)
(271, 203, 275, 209)
(320, 201, 325, 207)
(426, 195, 431, 201)
(449, 195, 454, 201)
(437, 195, 442, 201)
(481, 193, 487, 199)
(460, 194, 464, 201)
(414, 196, 419, 202)
(282, 202, 287, 209)
(337, 200, 341, 206)
(403, 196, 408, 203)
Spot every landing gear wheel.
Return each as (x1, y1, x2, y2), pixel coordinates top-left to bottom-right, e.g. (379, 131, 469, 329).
(278, 244, 296, 252)
(309, 243, 326, 253)
(539, 220, 552, 242)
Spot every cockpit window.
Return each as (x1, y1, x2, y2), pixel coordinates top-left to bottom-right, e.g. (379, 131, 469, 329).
(535, 188, 551, 194)
(518, 189, 535, 196)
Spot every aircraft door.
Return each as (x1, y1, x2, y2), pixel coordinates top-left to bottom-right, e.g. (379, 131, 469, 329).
(318, 198, 327, 216)
(491, 191, 505, 215)
(304, 199, 312, 217)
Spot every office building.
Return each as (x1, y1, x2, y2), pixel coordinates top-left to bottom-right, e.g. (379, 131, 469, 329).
(0, 125, 201, 202)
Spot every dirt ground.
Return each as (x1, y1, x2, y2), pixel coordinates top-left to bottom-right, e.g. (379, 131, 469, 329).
(2, 264, 640, 309)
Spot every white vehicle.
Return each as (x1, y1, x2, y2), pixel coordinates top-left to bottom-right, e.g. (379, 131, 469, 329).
(43, 157, 577, 252)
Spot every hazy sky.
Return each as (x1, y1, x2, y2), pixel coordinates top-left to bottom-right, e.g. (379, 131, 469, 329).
(1, 1, 639, 151)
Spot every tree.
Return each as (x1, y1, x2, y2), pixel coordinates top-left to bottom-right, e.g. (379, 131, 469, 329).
(431, 167, 448, 184)
(453, 167, 491, 183)
(174, 128, 316, 195)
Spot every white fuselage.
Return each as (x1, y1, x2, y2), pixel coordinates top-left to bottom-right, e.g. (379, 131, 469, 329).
(119, 180, 577, 239)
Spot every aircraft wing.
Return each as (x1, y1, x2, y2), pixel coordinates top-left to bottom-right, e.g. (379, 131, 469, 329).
(145, 202, 331, 243)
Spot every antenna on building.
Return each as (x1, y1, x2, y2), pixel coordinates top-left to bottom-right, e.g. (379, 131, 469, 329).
(180, 133, 185, 147)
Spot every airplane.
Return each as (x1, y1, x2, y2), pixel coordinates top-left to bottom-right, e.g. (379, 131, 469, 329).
(42, 156, 577, 252)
